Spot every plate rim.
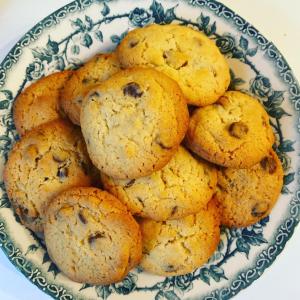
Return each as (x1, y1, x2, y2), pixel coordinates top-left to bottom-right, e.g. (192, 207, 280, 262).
(0, 0, 299, 299)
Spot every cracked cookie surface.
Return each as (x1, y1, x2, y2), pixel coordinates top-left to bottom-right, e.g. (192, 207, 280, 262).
(81, 67, 189, 179)
(117, 24, 230, 106)
(139, 198, 221, 276)
(44, 187, 142, 284)
(185, 91, 275, 168)
(60, 53, 121, 125)
(102, 146, 217, 220)
(216, 149, 283, 227)
(13, 70, 73, 136)
(3, 120, 94, 233)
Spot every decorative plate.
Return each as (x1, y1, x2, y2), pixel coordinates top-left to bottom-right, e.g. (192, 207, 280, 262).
(0, 0, 299, 299)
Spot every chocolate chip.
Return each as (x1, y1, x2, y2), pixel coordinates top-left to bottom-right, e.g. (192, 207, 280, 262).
(44, 177, 49, 181)
(129, 40, 139, 48)
(124, 179, 135, 188)
(78, 211, 87, 224)
(181, 61, 188, 68)
(89, 91, 100, 99)
(228, 122, 249, 138)
(251, 202, 269, 218)
(57, 167, 68, 179)
(82, 78, 90, 84)
(165, 265, 178, 272)
(136, 197, 144, 208)
(35, 156, 41, 164)
(88, 232, 105, 245)
(171, 206, 178, 216)
(260, 156, 277, 174)
(212, 68, 217, 77)
(163, 52, 168, 59)
(76, 98, 83, 104)
(53, 154, 67, 163)
(123, 82, 143, 98)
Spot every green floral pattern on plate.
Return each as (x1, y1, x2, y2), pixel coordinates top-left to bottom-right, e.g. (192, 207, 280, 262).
(0, 1, 299, 299)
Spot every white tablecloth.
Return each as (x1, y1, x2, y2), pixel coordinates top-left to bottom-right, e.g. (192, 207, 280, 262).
(0, 1, 300, 299)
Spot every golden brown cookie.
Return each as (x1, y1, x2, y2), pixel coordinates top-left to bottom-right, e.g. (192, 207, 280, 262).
(102, 146, 217, 220)
(60, 53, 121, 125)
(185, 91, 275, 168)
(81, 67, 189, 179)
(216, 149, 283, 227)
(117, 24, 230, 106)
(13, 70, 73, 136)
(139, 198, 221, 276)
(3, 120, 94, 233)
(44, 187, 142, 285)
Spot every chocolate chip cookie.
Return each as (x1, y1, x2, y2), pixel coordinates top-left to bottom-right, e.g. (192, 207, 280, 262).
(44, 187, 142, 284)
(102, 146, 217, 220)
(139, 198, 221, 276)
(60, 53, 121, 125)
(117, 24, 230, 106)
(185, 91, 275, 168)
(81, 67, 189, 179)
(14, 70, 73, 135)
(3, 120, 94, 233)
(216, 149, 283, 227)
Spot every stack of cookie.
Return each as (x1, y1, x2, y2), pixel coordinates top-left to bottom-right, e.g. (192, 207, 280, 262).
(3, 24, 283, 284)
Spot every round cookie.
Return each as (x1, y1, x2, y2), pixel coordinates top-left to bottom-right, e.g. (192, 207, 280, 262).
(60, 53, 121, 125)
(139, 198, 221, 276)
(81, 67, 189, 179)
(44, 187, 142, 285)
(185, 91, 275, 168)
(215, 149, 283, 227)
(14, 70, 73, 136)
(3, 120, 94, 233)
(117, 24, 230, 106)
(102, 146, 217, 221)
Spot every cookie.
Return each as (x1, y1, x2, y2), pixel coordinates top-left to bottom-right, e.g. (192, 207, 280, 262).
(3, 120, 94, 233)
(117, 24, 230, 106)
(185, 91, 275, 168)
(215, 149, 283, 227)
(13, 70, 73, 136)
(139, 198, 221, 276)
(60, 53, 121, 125)
(44, 187, 142, 285)
(81, 67, 189, 179)
(102, 146, 217, 221)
